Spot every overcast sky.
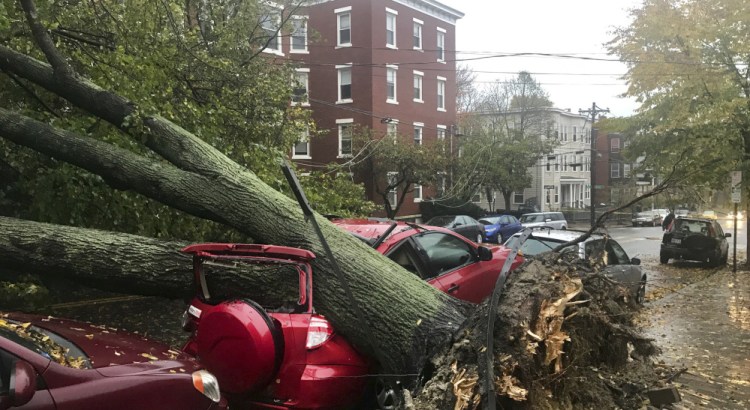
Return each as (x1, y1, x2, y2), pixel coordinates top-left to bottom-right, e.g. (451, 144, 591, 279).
(439, 0, 643, 117)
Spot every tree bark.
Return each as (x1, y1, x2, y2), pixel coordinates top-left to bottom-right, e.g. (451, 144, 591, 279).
(0, 47, 466, 373)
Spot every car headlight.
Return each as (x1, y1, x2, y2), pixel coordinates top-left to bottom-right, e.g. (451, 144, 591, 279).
(192, 370, 221, 403)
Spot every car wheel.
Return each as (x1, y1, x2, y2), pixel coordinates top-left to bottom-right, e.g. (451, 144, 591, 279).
(373, 377, 401, 410)
(561, 225, 567, 230)
(708, 251, 720, 267)
(659, 252, 669, 264)
(635, 278, 646, 304)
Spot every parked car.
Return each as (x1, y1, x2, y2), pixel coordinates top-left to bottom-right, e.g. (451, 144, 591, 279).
(518, 212, 568, 230)
(660, 217, 730, 266)
(504, 229, 646, 303)
(333, 219, 523, 304)
(425, 215, 485, 243)
(478, 214, 523, 243)
(632, 210, 662, 227)
(0, 312, 225, 409)
(180, 244, 370, 410)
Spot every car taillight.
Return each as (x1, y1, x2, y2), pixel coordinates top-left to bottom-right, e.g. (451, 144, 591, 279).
(181, 310, 195, 332)
(306, 316, 333, 350)
(192, 370, 221, 403)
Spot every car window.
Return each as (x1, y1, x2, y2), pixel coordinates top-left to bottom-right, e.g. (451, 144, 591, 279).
(607, 240, 630, 265)
(585, 239, 607, 261)
(412, 232, 474, 275)
(428, 216, 453, 226)
(713, 222, 725, 237)
(500, 216, 510, 224)
(479, 217, 500, 225)
(386, 242, 429, 279)
(520, 214, 542, 223)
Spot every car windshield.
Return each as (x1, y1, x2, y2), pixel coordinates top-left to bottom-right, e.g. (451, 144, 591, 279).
(0, 319, 90, 369)
(519, 214, 543, 223)
(673, 219, 713, 236)
(479, 217, 501, 225)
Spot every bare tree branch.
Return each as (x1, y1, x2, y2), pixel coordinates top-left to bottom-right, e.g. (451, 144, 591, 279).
(20, 0, 74, 77)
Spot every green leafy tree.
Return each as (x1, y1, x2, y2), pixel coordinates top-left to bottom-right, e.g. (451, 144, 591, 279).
(0, 0, 370, 239)
(457, 72, 557, 211)
(349, 126, 450, 219)
(607, 0, 749, 201)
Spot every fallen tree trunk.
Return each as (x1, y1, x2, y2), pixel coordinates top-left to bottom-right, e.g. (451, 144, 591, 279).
(0, 11, 466, 373)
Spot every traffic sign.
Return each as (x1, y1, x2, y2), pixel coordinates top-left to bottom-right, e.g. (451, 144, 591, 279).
(731, 187, 741, 203)
(731, 171, 742, 187)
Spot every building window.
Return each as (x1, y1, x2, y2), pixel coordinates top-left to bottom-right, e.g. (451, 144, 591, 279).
(547, 156, 554, 171)
(471, 191, 481, 203)
(387, 172, 398, 207)
(413, 122, 423, 145)
(291, 17, 308, 52)
(563, 155, 568, 171)
(413, 184, 422, 202)
(292, 69, 309, 106)
(514, 192, 524, 204)
(386, 65, 398, 103)
(337, 65, 352, 103)
(624, 163, 631, 178)
(413, 71, 423, 102)
(337, 118, 353, 157)
(573, 126, 577, 142)
(387, 121, 398, 140)
(413, 19, 423, 49)
(611, 162, 620, 178)
(554, 186, 559, 203)
(386, 9, 397, 48)
(437, 125, 446, 140)
(260, 7, 282, 55)
(610, 137, 620, 153)
(436, 28, 445, 62)
(554, 155, 559, 171)
(336, 8, 352, 46)
(292, 128, 310, 159)
(437, 77, 446, 111)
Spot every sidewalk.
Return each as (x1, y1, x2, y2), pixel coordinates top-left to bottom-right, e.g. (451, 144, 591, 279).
(640, 269, 750, 408)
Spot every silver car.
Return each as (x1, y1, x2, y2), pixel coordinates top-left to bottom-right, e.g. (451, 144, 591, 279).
(518, 212, 568, 230)
(505, 229, 646, 303)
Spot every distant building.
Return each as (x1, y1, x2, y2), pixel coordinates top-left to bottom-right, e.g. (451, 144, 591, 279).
(468, 108, 592, 213)
(595, 132, 649, 208)
(263, 0, 463, 219)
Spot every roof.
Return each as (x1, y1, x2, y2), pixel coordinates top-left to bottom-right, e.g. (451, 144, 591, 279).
(511, 229, 603, 243)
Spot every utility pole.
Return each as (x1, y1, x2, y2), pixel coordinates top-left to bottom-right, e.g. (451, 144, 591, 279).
(579, 102, 609, 228)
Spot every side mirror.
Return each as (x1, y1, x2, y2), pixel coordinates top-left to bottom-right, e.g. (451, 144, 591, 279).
(477, 246, 493, 261)
(9, 360, 36, 407)
(725, 233, 732, 237)
(545, 218, 552, 222)
(454, 222, 463, 227)
(631, 257, 641, 265)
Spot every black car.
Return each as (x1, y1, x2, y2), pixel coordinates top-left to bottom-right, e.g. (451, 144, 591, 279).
(660, 217, 730, 266)
(426, 215, 485, 243)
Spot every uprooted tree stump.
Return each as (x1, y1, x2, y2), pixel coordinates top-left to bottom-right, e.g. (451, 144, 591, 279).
(412, 252, 662, 409)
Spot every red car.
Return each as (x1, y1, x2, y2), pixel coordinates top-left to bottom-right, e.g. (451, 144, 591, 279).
(332, 218, 523, 304)
(0, 312, 226, 410)
(180, 244, 370, 410)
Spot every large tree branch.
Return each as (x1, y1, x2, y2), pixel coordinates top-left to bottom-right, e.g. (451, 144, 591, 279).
(20, 0, 74, 77)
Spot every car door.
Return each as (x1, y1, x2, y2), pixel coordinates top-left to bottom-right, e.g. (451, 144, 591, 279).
(410, 232, 494, 303)
(587, 239, 639, 296)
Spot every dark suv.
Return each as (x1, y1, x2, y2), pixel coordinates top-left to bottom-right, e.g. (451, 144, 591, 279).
(660, 217, 730, 266)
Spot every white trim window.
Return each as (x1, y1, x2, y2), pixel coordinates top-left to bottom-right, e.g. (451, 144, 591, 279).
(292, 68, 309, 106)
(554, 186, 559, 203)
(336, 7, 352, 47)
(413, 184, 422, 202)
(436, 28, 446, 62)
(413, 70, 423, 102)
(437, 172, 446, 197)
(624, 163, 631, 178)
(437, 77, 446, 111)
(337, 64, 353, 103)
(437, 124, 446, 141)
(413, 19, 423, 50)
(337, 118, 354, 157)
(413, 122, 423, 145)
(291, 17, 308, 53)
(471, 191, 481, 203)
(514, 192, 524, 204)
(610, 137, 621, 153)
(260, 6, 282, 55)
(387, 172, 398, 207)
(386, 65, 398, 104)
(386, 8, 397, 48)
(292, 128, 311, 159)
(611, 162, 621, 178)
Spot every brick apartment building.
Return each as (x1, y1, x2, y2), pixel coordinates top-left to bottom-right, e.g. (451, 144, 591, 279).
(264, 0, 464, 219)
